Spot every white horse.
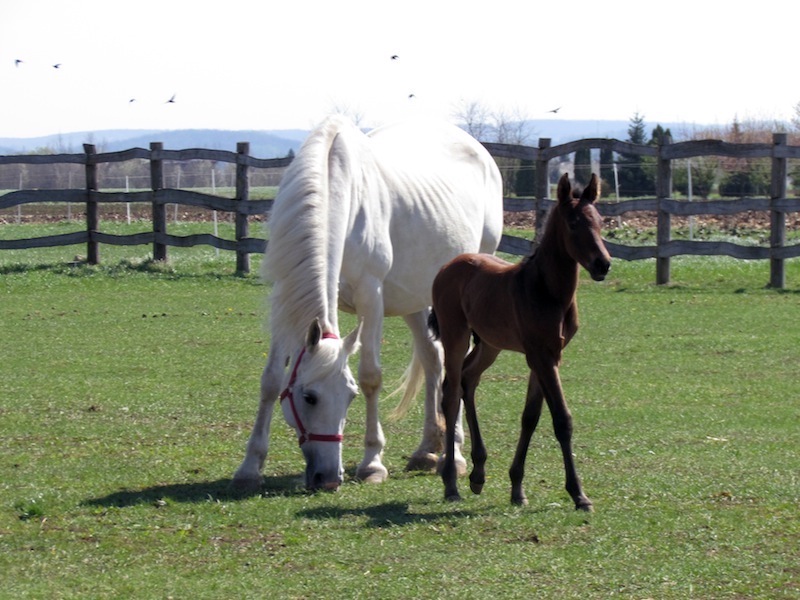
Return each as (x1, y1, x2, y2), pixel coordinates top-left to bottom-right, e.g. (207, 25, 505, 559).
(233, 115, 503, 491)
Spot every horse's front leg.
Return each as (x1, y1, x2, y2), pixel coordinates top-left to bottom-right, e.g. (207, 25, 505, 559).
(532, 359, 593, 511)
(232, 352, 284, 491)
(508, 373, 545, 505)
(355, 294, 388, 484)
(402, 310, 466, 475)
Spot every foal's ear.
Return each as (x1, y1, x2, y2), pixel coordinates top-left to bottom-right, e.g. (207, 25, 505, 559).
(557, 173, 572, 206)
(580, 173, 600, 204)
(343, 319, 362, 356)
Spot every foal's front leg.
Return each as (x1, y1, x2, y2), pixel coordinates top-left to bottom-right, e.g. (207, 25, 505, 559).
(508, 373, 545, 505)
(534, 360, 593, 511)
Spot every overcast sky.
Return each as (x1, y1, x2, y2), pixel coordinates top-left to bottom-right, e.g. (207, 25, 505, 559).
(1, 0, 797, 138)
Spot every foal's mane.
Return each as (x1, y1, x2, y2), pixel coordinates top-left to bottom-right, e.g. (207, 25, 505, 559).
(263, 116, 352, 345)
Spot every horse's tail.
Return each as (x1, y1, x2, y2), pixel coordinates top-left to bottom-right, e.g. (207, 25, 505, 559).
(386, 348, 425, 422)
(388, 309, 440, 421)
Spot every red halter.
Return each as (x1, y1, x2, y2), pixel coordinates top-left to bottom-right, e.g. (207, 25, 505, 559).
(279, 332, 344, 446)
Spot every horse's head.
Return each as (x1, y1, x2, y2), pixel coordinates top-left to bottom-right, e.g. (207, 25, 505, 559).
(556, 173, 611, 281)
(279, 319, 361, 491)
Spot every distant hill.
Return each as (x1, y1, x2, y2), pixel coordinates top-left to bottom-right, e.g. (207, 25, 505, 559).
(0, 129, 306, 158)
(0, 119, 704, 157)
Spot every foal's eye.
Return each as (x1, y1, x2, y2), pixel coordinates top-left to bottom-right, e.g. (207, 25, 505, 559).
(303, 392, 318, 406)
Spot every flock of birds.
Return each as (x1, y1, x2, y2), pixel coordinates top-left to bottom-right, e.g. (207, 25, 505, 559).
(13, 58, 177, 106)
(12, 55, 562, 115)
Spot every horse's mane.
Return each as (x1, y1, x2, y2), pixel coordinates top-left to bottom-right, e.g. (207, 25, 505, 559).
(264, 116, 352, 346)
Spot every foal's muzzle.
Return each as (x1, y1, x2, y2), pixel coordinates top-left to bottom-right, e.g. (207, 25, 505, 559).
(590, 257, 611, 281)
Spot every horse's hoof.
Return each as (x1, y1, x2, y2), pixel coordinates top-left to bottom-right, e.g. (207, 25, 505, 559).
(576, 501, 594, 512)
(511, 494, 529, 506)
(357, 464, 389, 484)
(405, 452, 438, 473)
(445, 492, 462, 502)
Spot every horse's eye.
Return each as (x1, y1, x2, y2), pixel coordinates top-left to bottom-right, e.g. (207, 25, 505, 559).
(303, 392, 318, 406)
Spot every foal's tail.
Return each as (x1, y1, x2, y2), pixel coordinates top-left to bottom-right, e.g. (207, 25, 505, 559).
(427, 309, 441, 340)
(387, 309, 441, 421)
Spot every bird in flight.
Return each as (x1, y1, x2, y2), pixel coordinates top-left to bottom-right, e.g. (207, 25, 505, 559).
(391, 54, 399, 60)
(53, 63, 61, 69)
(548, 107, 561, 114)
(14, 59, 23, 67)
(166, 94, 176, 103)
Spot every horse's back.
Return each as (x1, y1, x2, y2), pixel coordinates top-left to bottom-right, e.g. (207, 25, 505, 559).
(357, 121, 503, 314)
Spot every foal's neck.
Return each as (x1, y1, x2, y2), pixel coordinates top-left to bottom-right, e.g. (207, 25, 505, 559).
(528, 217, 579, 304)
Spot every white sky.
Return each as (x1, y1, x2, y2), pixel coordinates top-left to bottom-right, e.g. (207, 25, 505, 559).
(1, 0, 797, 138)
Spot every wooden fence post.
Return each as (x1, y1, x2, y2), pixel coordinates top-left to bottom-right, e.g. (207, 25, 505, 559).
(83, 143, 99, 265)
(769, 132, 788, 289)
(656, 133, 673, 285)
(235, 142, 251, 275)
(534, 138, 551, 244)
(150, 142, 167, 262)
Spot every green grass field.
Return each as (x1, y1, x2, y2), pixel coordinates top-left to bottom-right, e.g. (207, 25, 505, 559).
(1, 238, 798, 598)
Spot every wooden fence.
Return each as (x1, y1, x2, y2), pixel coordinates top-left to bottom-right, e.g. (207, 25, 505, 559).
(1, 134, 799, 286)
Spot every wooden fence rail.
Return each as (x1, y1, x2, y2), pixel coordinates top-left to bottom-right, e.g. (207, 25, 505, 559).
(1, 134, 799, 286)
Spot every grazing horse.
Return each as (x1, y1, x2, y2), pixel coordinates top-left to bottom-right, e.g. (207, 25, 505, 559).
(430, 173, 610, 510)
(233, 115, 503, 491)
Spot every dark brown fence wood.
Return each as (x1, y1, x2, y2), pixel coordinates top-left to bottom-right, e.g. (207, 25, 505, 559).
(1, 133, 799, 285)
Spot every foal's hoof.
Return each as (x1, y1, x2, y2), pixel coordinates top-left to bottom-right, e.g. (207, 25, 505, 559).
(511, 494, 529, 507)
(405, 452, 439, 473)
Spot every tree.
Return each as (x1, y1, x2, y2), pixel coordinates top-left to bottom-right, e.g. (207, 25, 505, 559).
(573, 147, 591, 186)
(599, 146, 615, 197)
(616, 112, 657, 197)
(453, 101, 536, 195)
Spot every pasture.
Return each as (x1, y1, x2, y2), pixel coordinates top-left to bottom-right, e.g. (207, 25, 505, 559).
(1, 242, 798, 598)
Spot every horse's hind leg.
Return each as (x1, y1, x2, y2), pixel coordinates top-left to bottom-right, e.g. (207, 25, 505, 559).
(460, 341, 501, 495)
(508, 373, 545, 505)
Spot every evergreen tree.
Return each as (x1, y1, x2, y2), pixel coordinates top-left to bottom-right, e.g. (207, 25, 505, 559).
(616, 112, 656, 197)
(515, 159, 536, 196)
(573, 147, 591, 186)
(599, 146, 615, 197)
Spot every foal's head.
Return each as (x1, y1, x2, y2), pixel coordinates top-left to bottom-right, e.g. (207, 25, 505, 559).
(554, 173, 611, 281)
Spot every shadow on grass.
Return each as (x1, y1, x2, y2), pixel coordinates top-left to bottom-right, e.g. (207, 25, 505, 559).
(83, 475, 306, 508)
(297, 501, 476, 528)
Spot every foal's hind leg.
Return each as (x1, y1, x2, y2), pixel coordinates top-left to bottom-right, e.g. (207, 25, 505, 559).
(508, 373, 545, 505)
(403, 311, 466, 475)
(460, 341, 501, 495)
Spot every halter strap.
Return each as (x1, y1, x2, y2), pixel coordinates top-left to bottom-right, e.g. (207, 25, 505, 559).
(280, 332, 343, 446)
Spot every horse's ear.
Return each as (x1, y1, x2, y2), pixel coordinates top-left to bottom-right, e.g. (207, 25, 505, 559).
(306, 318, 323, 350)
(557, 173, 572, 206)
(343, 319, 362, 356)
(581, 173, 600, 204)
